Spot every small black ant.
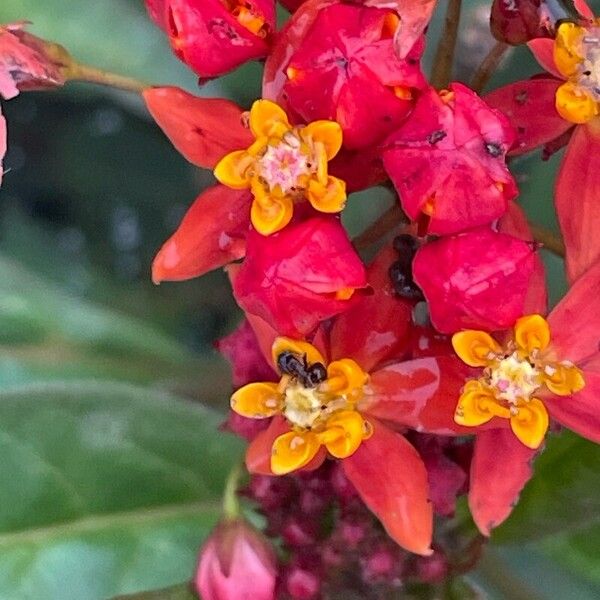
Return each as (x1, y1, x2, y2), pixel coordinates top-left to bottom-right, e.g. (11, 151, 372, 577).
(277, 351, 327, 388)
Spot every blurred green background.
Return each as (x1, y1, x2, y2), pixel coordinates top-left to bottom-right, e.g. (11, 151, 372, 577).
(0, 0, 598, 598)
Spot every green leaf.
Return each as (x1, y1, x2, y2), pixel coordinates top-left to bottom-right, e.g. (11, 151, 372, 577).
(493, 431, 600, 543)
(113, 583, 196, 600)
(0, 381, 243, 600)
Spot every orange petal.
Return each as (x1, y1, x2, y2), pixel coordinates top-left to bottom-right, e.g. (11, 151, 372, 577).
(249, 99, 291, 138)
(322, 358, 368, 400)
(553, 22, 584, 78)
(513, 314, 551, 353)
(301, 120, 343, 159)
(214, 150, 253, 189)
(230, 382, 283, 418)
(510, 398, 549, 449)
(271, 430, 322, 475)
(271, 337, 326, 371)
(455, 380, 508, 427)
(452, 330, 501, 367)
(555, 81, 598, 124)
(542, 361, 585, 396)
(320, 410, 370, 459)
(250, 190, 294, 236)
(307, 176, 347, 213)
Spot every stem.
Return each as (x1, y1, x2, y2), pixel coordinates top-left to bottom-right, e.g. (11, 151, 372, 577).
(470, 41, 510, 94)
(222, 462, 243, 520)
(430, 0, 463, 89)
(67, 62, 149, 94)
(530, 223, 566, 257)
(353, 204, 407, 250)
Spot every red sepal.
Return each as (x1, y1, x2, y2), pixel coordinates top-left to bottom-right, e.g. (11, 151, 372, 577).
(469, 428, 537, 535)
(342, 419, 433, 555)
(143, 87, 252, 169)
(152, 185, 251, 283)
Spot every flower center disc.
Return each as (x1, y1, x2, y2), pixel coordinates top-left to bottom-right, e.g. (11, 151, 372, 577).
(283, 383, 324, 429)
(257, 135, 312, 193)
(578, 27, 600, 101)
(488, 353, 542, 405)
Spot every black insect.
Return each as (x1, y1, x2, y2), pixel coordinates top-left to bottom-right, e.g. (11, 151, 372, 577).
(389, 234, 424, 300)
(277, 351, 327, 388)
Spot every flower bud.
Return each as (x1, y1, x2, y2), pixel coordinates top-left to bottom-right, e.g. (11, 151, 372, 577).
(196, 518, 277, 600)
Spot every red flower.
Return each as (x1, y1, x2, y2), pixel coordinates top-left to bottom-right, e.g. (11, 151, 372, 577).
(407, 259, 600, 534)
(228, 244, 476, 554)
(196, 518, 277, 600)
(263, 0, 427, 150)
(146, 0, 276, 78)
(145, 88, 353, 282)
(229, 216, 367, 337)
(413, 226, 543, 334)
(382, 83, 518, 235)
(485, 4, 600, 282)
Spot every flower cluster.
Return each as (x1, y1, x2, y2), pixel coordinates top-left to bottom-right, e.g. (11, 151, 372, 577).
(3, 0, 600, 596)
(136, 0, 600, 595)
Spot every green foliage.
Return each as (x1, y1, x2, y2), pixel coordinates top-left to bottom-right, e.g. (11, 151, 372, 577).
(0, 381, 242, 600)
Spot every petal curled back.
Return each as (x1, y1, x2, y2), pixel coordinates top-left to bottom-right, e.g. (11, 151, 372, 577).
(413, 229, 540, 334)
(548, 259, 600, 363)
(271, 430, 322, 475)
(383, 83, 517, 235)
(469, 428, 538, 536)
(342, 419, 433, 555)
(231, 216, 367, 337)
(143, 87, 252, 169)
(152, 185, 251, 283)
(365, 356, 476, 435)
(555, 121, 600, 284)
(485, 78, 573, 156)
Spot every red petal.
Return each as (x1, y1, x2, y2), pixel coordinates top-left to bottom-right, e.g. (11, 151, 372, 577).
(548, 252, 600, 363)
(544, 355, 600, 443)
(152, 185, 250, 283)
(498, 203, 548, 314)
(365, 356, 475, 435)
(264, 1, 426, 149)
(469, 428, 537, 535)
(555, 122, 600, 284)
(383, 83, 517, 235)
(242, 309, 281, 370)
(145, 0, 168, 29)
(342, 420, 433, 555)
(246, 416, 289, 475)
(232, 216, 367, 337)
(527, 39, 562, 78)
(485, 78, 572, 156)
(143, 86, 252, 169)
(329, 245, 413, 372)
(413, 228, 540, 333)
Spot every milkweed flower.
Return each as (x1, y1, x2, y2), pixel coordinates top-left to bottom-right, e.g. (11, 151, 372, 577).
(214, 99, 346, 235)
(485, 1, 600, 282)
(410, 259, 600, 534)
(226, 244, 477, 555)
(382, 83, 518, 235)
(145, 0, 276, 78)
(144, 89, 354, 284)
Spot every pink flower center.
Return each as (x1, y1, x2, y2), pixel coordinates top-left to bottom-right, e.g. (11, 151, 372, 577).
(257, 135, 312, 193)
